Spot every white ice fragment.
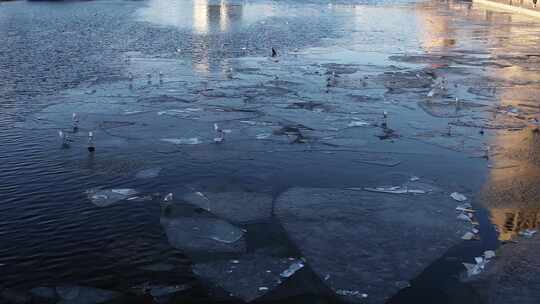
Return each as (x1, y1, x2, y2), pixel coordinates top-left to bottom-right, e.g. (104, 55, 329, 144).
(347, 121, 369, 127)
(410, 176, 420, 181)
(280, 260, 304, 278)
(363, 186, 426, 195)
(336, 290, 368, 298)
(158, 108, 202, 116)
(163, 193, 173, 202)
(258, 287, 269, 291)
(462, 262, 483, 277)
(161, 138, 201, 145)
(135, 168, 161, 179)
(124, 111, 144, 115)
(111, 189, 137, 196)
(461, 232, 475, 240)
(427, 88, 436, 97)
(86, 188, 139, 207)
(451, 192, 467, 202)
(240, 120, 257, 125)
(463, 256, 489, 277)
(456, 202, 472, 209)
(484, 250, 496, 259)
(457, 213, 471, 221)
(256, 133, 272, 140)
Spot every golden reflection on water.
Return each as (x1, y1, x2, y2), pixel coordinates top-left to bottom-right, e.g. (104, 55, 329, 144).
(482, 10, 540, 240)
(192, 0, 244, 34)
(416, 1, 540, 240)
(191, 0, 244, 74)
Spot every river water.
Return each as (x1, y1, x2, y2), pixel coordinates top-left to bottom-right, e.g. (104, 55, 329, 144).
(1, 0, 539, 303)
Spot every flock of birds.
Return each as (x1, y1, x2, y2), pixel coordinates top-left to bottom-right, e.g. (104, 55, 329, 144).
(57, 110, 227, 152)
(57, 113, 95, 152)
(55, 47, 428, 152)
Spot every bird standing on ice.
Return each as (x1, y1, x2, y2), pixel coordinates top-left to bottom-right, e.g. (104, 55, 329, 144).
(58, 131, 72, 148)
(213, 123, 224, 143)
(88, 132, 95, 152)
(72, 113, 79, 132)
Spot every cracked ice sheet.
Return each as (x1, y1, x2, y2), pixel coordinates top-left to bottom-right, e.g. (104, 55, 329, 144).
(56, 285, 121, 304)
(160, 202, 246, 254)
(275, 187, 472, 304)
(192, 253, 304, 302)
(183, 191, 273, 223)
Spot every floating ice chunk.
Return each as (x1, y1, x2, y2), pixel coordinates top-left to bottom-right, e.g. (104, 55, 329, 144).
(347, 121, 369, 127)
(461, 232, 475, 240)
(457, 213, 472, 221)
(163, 193, 173, 202)
(123, 110, 144, 115)
(161, 138, 201, 145)
(463, 256, 490, 277)
(240, 120, 257, 125)
(183, 191, 272, 223)
(463, 255, 491, 277)
(336, 290, 368, 298)
(111, 189, 137, 196)
(518, 229, 537, 238)
(192, 253, 307, 302)
(484, 250, 496, 259)
(158, 108, 202, 116)
(150, 285, 187, 298)
(135, 168, 161, 179)
(410, 176, 420, 181)
(164, 216, 244, 246)
(256, 133, 272, 140)
(456, 202, 472, 210)
(56, 286, 119, 304)
(280, 260, 304, 278)
(160, 203, 245, 252)
(275, 187, 471, 303)
(86, 188, 138, 207)
(363, 186, 426, 195)
(451, 192, 467, 202)
(463, 263, 482, 277)
(456, 206, 475, 213)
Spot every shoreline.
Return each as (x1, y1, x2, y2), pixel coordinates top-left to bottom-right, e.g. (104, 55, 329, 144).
(473, 0, 540, 18)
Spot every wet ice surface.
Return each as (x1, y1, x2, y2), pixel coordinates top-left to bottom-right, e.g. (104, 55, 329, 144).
(1, 0, 540, 303)
(275, 186, 472, 303)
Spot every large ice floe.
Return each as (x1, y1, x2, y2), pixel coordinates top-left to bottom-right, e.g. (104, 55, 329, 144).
(274, 186, 472, 303)
(160, 199, 246, 253)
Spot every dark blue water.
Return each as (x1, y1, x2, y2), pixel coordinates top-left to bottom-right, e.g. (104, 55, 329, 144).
(1, 0, 540, 303)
